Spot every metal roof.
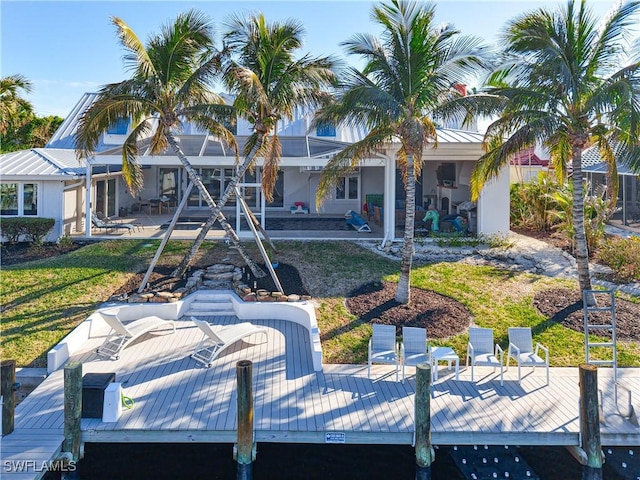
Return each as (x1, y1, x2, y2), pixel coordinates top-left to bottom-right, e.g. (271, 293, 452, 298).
(46, 93, 99, 150)
(97, 134, 352, 159)
(8, 92, 486, 178)
(386, 128, 484, 145)
(581, 144, 639, 176)
(434, 128, 485, 143)
(0, 148, 86, 178)
(583, 162, 638, 176)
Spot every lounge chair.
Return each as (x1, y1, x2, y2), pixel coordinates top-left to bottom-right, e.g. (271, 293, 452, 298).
(97, 309, 176, 360)
(190, 318, 268, 368)
(91, 212, 136, 234)
(466, 327, 504, 385)
(345, 210, 371, 232)
(506, 327, 549, 385)
(368, 323, 399, 381)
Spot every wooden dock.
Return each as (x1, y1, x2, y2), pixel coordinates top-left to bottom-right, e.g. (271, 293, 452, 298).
(2, 315, 640, 478)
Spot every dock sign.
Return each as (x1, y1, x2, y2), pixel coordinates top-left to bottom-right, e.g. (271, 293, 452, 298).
(325, 432, 346, 444)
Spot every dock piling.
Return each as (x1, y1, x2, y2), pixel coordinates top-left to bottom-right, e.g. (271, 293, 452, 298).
(236, 360, 254, 480)
(415, 363, 433, 480)
(1, 360, 17, 436)
(579, 363, 602, 480)
(62, 362, 82, 479)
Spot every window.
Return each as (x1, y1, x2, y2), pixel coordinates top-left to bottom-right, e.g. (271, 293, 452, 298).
(107, 118, 130, 135)
(223, 118, 237, 135)
(187, 168, 239, 208)
(336, 176, 359, 200)
(23, 184, 38, 215)
(1, 183, 38, 216)
(159, 168, 179, 198)
(1, 183, 18, 215)
(316, 123, 336, 137)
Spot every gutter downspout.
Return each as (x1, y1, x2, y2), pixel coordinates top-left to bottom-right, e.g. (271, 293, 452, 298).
(63, 180, 85, 191)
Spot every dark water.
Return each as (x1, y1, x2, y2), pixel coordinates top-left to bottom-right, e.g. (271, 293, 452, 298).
(45, 443, 633, 480)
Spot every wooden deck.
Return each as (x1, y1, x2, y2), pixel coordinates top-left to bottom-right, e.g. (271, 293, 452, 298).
(3, 315, 640, 478)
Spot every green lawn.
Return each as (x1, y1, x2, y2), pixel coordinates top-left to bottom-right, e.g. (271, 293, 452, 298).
(2, 239, 639, 368)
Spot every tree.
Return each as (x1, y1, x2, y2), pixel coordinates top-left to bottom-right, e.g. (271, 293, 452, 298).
(0, 74, 34, 149)
(2, 115, 64, 153)
(313, 0, 490, 304)
(74, 10, 263, 277)
(171, 12, 337, 277)
(462, 0, 640, 298)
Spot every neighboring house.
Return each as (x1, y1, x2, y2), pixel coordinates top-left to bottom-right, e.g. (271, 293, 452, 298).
(582, 144, 640, 224)
(509, 147, 550, 184)
(0, 92, 510, 242)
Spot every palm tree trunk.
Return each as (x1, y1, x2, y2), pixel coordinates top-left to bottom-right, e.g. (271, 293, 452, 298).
(605, 166, 619, 213)
(165, 132, 264, 278)
(172, 133, 265, 278)
(395, 154, 416, 304)
(571, 144, 593, 299)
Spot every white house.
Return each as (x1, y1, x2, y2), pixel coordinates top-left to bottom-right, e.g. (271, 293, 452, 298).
(0, 93, 511, 242)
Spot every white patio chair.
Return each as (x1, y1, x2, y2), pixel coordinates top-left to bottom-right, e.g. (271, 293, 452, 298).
(400, 326, 429, 383)
(190, 318, 268, 368)
(97, 309, 176, 360)
(368, 323, 399, 381)
(506, 327, 549, 385)
(466, 327, 504, 385)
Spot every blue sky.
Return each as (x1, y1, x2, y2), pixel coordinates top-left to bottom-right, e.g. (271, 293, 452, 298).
(2, 0, 618, 118)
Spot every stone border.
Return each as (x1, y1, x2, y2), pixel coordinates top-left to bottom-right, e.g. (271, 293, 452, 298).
(110, 263, 313, 304)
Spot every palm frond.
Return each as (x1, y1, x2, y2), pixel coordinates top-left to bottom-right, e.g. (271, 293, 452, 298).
(261, 135, 282, 203)
(121, 120, 155, 193)
(112, 16, 156, 78)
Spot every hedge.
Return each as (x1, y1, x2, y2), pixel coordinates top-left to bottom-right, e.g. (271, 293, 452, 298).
(0, 217, 55, 244)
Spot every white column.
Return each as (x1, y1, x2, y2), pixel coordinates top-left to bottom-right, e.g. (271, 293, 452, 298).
(382, 155, 396, 245)
(477, 165, 510, 235)
(85, 160, 92, 237)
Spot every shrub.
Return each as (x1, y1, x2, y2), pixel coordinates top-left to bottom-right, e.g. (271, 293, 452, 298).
(551, 183, 612, 254)
(58, 234, 74, 248)
(510, 172, 562, 231)
(595, 236, 640, 283)
(0, 217, 55, 245)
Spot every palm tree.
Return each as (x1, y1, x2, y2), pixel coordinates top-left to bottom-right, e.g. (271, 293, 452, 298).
(462, 0, 640, 298)
(74, 10, 263, 277)
(172, 12, 337, 278)
(0, 74, 33, 136)
(314, 0, 490, 304)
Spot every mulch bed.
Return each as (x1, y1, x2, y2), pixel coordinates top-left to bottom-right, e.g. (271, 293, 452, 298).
(1, 241, 85, 266)
(345, 281, 472, 338)
(247, 263, 310, 296)
(534, 287, 640, 340)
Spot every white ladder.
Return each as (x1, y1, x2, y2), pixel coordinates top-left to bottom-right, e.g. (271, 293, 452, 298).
(583, 289, 637, 425)
(583, 289, 617, 371)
